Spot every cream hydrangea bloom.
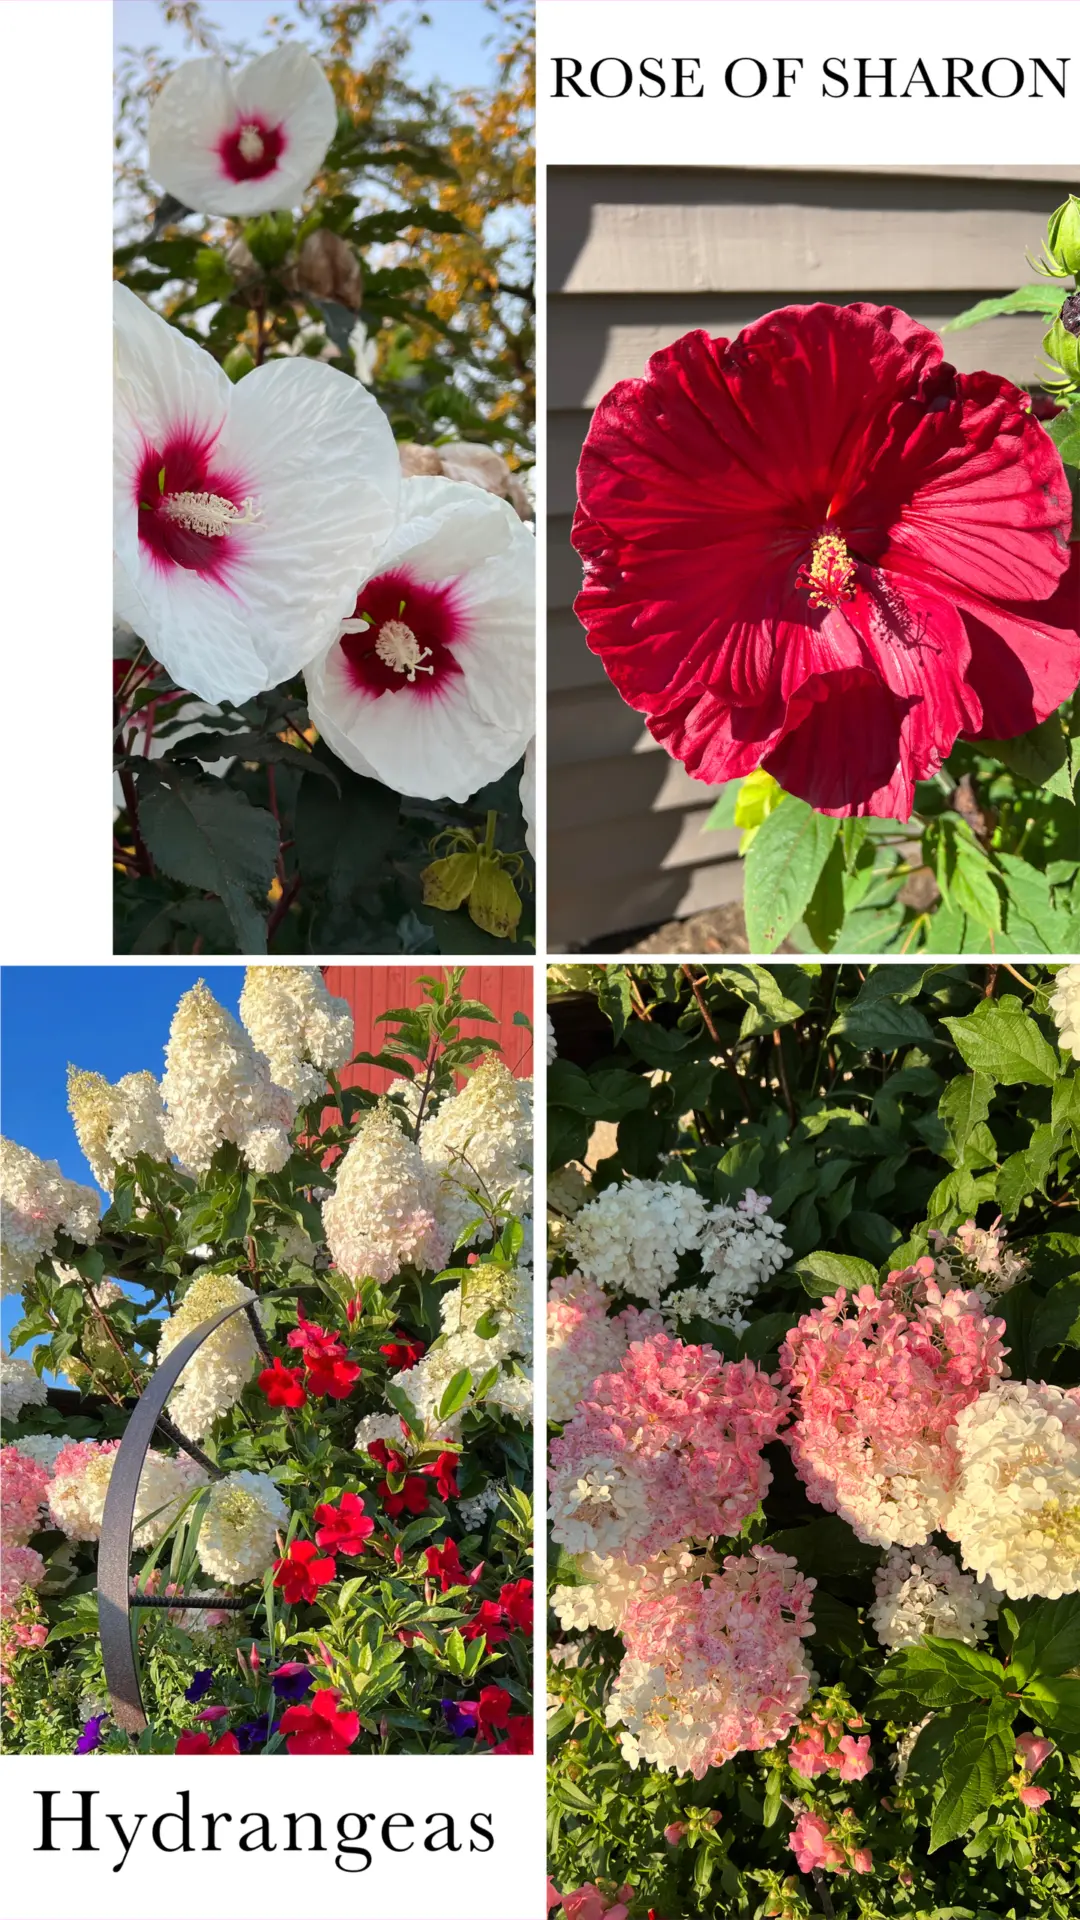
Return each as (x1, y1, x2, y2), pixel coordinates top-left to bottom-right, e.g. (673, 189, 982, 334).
(1, 1137, 101, 1298)
(67, 1067, 168, 1192)
(394, 1261, 532, 1437)
(197, 1470, 287, 1585)
(945, 1380, 1080, 1599)
(1049, 964, 1080, 1061)
(48, 1442, 205, 1548)
(870, 1544, 999, 1651)
(552, 1546, 697, 1635)
(156, 1272, 261, 1439)
(239, 966, 353, 1104)
(1, 1348, 48, 1420)
(322, 1102, 450, 1284)
(419, 1057, 532, 1248)
(161, 980, 297, 1175)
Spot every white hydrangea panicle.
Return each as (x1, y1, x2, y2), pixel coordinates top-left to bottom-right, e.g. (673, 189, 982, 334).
(420, 1057, 533, 1247)
(667, 1192, 791, 1327)
(548, 1166, 590, 1220)
(567, 1177, 709, 1307)
(1049, 963, 1080, 1060)
(870, 1545, 999, 1650)
(354, 1410, 406, 1454)
(322, 1102, 450, 1284)
(551, 1546, 696, 1635)
(1, 1348, 49, 1420)
(1, 1137, 101, 1298)
(161, 980, 297, 1176)
(396, 1261, 533, 1437)
(457, 1479, 507, 1530)
(66, 1067, 168, 1192)
(546, 1014, 557, 1064)
(48, 1441, 204, 1546)
(197, 1470, 287, 1585)
(945, 1379, 1080, 1598)
(239, 966, 353, 1105)
(156, 1272, 261, 1439)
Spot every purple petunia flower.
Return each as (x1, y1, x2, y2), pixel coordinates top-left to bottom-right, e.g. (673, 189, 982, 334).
(442, 1698, 479, 1738)
(235, 1715, 276, 1753)
(75, 1715, 107, 1754)
(184, 1668, 215, 1704)
(270, 1662, 313, 1702)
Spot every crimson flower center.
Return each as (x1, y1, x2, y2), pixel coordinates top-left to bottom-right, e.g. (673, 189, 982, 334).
(796, 529, 859, 611)
(218, 115, 286, 183)
(337, 568, 466, 701)
(135, 431, 257, 582)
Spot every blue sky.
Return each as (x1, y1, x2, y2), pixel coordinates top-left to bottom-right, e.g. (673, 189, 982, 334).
(1, 967, 243, 1347)
(113, 0, 508, 95)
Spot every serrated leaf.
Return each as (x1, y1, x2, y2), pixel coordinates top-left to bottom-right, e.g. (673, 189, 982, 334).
(136, 768, 277, 951)
(943, 996, 1059, 1088)
(1010, 1595, 1080, 1686)
(1019, 1674, 1080, 1733)
(928, 1697, 1016, 1852)
(1046, 402, 1080, 468)
(743, 797, 840, 953)
(944, 285, 1064, 330)
(790, 1250, 877, 1298)
(985, 715, 1071, 796)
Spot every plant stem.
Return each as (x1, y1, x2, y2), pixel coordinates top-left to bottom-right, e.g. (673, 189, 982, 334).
(266, 870, 301, 943)
(118, 767, 154, 876)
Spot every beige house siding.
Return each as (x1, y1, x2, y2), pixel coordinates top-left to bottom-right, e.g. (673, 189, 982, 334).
(547, 163, 1076, 950)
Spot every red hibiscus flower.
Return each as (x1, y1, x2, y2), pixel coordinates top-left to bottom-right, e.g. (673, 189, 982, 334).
(421, 1449, 460, 1501)
(379, 1334, 426, 1371)
(175, 1728, 240, 1754)
(273, 1538, 337, 1605)
(462, 1599, 509, 1644)
(314, 1492, 375, 1556)
(492, 1713, 533, 1754)
(279, 1687, 359, 1756)
(258, 1356, 307, 1408)
(499, 1577, 533, 1634)
(476, 1684, 512, 1744)
(572, 304, 1080, 819)
(304, 1351, 362, 1400)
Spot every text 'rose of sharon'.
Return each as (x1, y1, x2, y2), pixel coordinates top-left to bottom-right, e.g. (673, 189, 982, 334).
(147, 45, 336, 217)
(305, 476, 535, 802)
(572, 304, 1080, 818)
(113, 284, 400, 705)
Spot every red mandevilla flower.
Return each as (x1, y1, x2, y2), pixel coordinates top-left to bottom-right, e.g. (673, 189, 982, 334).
(493, 1713, 533, 1754)
(258, 1356, 307, 1408)
(380, 1474, 429, 1520)
(499, 1577, 533, 1635)
(476, 1684, 511, 1744)
(314, 1492, 375, 1556)
(287, 1302, 345, 1362)
(572, 304, 1080, 819)
(279, 1687, 360, 1756)
(379, 1334, 426, 1371)
(175, 1729, 240, 1754)
(421, 1449, 460, 1501)
(425, 1538, 465, 1591)
(462, 1599, 510, 1644)
(273, 1538, 337, 1605)
(304, 1351, 362, 1399)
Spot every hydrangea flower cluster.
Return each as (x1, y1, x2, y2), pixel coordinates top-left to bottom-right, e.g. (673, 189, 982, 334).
(1, 1445, 51, 1546)
(551, 1546, 697, 1635)
(1049, 963, 1080, 1060)
(238, 967, 353, 1105)
(66, 1067, 168, 1193)
(0, 1349, 48, 1420)
(945, 1379, 1080, 1598)
(161, 980, 297, 1175)
(156, 1272, 261, 1439)
(566, 1177, 788, 1328)
(780, 1268, 1007, 1547)
(393, 1259, 533, 1435)
(870, 1544, 1000, 1650)
(420, 1057, 532, 1245)
(928, 1216, 1028, 1301)
(549, 1334, 788, 1561)
(48, 1440, 204, 1547)
(1, 1136, 101, 1297)
(323, 1102, 450, 1285)
(547, 1272, 663, 1425)
(606, 1546, 815, 1778)
(197, 1470, 288, 1585)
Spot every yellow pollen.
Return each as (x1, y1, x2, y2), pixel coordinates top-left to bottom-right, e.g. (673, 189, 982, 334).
(797, 530, 858, 610)
(238, 124, 266, 162)
(160, 490, 262, 537)
(373, 618, 435, 682)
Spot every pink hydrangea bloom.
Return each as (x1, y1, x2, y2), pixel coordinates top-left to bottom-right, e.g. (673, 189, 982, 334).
(607, 1545, 815, 1779)
(780, 1269, 1007, 1546)
(0, 1445, 51, 1546)
(0, 1545, 46, 1618)
(547, 1272, 663, 1425)
(549, 1333, 789, 1561)
(1017, 1733, 1054, 1774)
(790, 1811, 848, 1874)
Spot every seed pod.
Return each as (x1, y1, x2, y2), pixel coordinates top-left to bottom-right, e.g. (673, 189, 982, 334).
(420, 850, 479, 911)
(293, 227, 363, 309)
(468, 856, 522, 941)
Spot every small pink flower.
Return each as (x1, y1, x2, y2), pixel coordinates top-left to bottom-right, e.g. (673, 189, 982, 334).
(1016, 1733, 1054, 1775)
(547, 1880, 563, 1913)
(248, 1642, 261, 1674)
(789, 1727, 831, 1777)
(664, 1823, 686, 1846)
(851, 1849, 873, 1875)
(196, 1705, 230, 1722)
(836, 1733, 873, 1780)
(1019, 1784, 1051, 1810)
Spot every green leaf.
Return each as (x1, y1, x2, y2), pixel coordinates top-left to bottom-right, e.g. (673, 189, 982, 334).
(167, 730, 341, 789)
(136, 767, 277, 952)
(875, 1639, 1006, 1712)
(764, 1517, 882, 1579)
(1020, 1675, 1080, 1733)
(832, 983, 936, 1052)
(803, 839, 847, 952)
(743, 797, 840, 954)
(1046, 402, 1080, 469)
(704, 779, 743, 831)
(947, 835, 1002, 932)
(943, 995, 1059, 1088)
(294, 759, 401, 910)
(985, 715, 1071, 796)
(715, 964, 814, 1037)
(547, 1106, 589, 1172)
(939, 1072, 994, 1162)
(929, 1697, 1017, 1851)
(944, 285, 1065, 329)
(790, 1250, 877, 1298)
(1010, 1595, 1080, 1686)
(436, 1368, 473, 1421)
(1031, 1279, 1080, 1356)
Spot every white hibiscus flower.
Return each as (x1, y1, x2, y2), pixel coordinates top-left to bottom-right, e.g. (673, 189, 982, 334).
(148, 46, 337, 217)
(305, 476, 535, 802)
(113, 284, 400, 705)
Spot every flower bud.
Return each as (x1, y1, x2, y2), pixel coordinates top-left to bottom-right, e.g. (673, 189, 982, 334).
(1047, 195, 1080, 275)
(292, 227, 363, 310)
(420, 849, 479, 911)
(469, 856, 522, 941)
(1043, 312, 1080, 384)
(243, 210, 295, 271)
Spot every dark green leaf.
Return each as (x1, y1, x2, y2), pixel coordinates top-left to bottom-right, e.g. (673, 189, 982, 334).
(136, 767, 277, 952)
(743, 797, 840, 954)
(929, 1697, 1017, 1851)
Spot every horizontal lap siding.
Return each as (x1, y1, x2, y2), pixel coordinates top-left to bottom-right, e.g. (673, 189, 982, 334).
(548, 164, 1076, 950)
(321, 966, 534, 1091)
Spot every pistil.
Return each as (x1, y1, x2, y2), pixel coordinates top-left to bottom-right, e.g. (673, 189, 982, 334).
(237, 124, 266, 163)
(159, 491, 262, 537)
(797, 529, 858, 610)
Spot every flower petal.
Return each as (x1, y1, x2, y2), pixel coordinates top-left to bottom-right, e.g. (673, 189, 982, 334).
(148, 47, 336, 216)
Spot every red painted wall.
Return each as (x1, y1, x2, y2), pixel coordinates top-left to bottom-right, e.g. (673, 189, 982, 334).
(321, 966, 534, 1093)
